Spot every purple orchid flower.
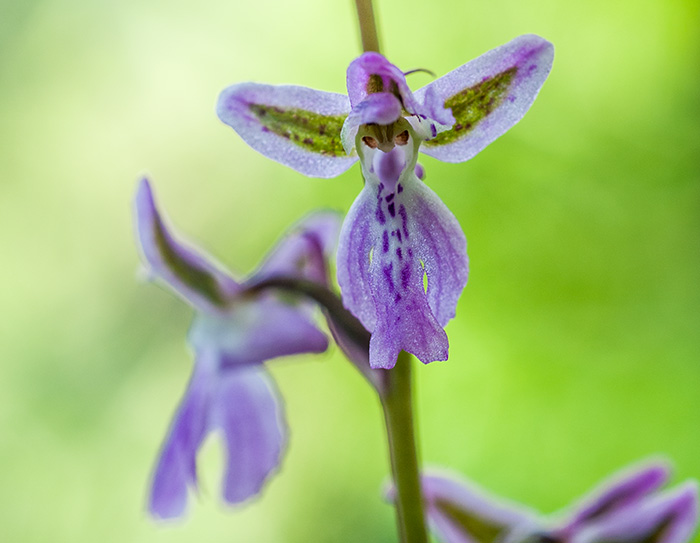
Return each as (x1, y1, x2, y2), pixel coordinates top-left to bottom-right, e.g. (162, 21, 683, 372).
(388, 460, 698, 543)
(217, 35, 554, 369)
(546, 460, 699, 543)
(134, 178, 340, 519)
(385, 468, 540, 543)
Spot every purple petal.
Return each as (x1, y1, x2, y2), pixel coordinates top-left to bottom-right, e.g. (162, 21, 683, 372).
(213, 366, 287, 504)
(337, 150, 468, 369)
(346, 52, 452, 142)
(134, 178, 240, 313)
(148, 361, 214, 519)
(387, 471, 537, 543)
(558, 461, 670, 535)
(340, 92, 403, 154)
(336, 185, 377, 332)
(573, 482, 699, 543)
(346, 52, 424, 116)
(404, 169, 468, 328)
(188, 298, 328, 365)
(217, 83, 357, 178)
(252, 210, 342, 286)
(417, 34, 554, 162)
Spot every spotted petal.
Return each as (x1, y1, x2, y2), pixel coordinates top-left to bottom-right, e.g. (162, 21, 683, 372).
(337, 130, 468, 369)
(417, 34, 554, 163)
(134, 178, 240, 314)
(217, 83, 357, 178)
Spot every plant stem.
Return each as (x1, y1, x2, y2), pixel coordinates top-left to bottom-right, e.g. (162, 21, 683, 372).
(354, 0, 381, 53)
(380, 351, 429, 543)
(352, 6, 426, 540)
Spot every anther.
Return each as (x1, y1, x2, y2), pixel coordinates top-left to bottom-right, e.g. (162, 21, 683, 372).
(394, 130, 409, 146)
(362, 136, 378, 149)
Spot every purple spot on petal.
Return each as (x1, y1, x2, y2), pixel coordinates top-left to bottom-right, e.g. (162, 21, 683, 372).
(376, 203, 386, 225)
(401, 264, 411, 290)
(385, 193, 394, 203)
(383, 263, 395, 293)
(394, 293, 402, 303)
(396, 247, 402, 260)
(507, 95, 516, 103)
(378, 183, 385, 195)
(528, 64, 538, 73)
(396, 229, 402, 243)
(408, 248, 413, 257)
(398, 204, 409, 239)
(261, 126, 270, 133)
(382, 230, 389, 253)
(388, 202, 396, 217)
(397, 183, 403, 193)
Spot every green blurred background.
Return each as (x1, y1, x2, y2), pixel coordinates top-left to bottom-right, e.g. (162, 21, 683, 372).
(1, 0, 699, 540)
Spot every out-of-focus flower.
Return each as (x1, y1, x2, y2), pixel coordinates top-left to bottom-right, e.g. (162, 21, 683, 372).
(217, 35, 553, 369)
(386, 460, 698, 543)
(134, 178, 339, 519)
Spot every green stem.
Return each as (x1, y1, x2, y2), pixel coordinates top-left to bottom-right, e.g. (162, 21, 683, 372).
(353, 6, 426, 540)
(354, 0, 381, 53)
(380, 352, 429, 543)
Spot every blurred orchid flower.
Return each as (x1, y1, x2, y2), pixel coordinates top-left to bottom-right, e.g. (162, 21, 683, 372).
(218, 35, 553, 369)
(386, 460, 698, 543)
(545, 460, 699, 543)
(134, 178, 340, 519)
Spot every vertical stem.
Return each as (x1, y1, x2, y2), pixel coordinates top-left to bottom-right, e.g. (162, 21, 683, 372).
(380, 352, 429, 543)
(351, 4, 426, 541)
(354, 0, 381, 53)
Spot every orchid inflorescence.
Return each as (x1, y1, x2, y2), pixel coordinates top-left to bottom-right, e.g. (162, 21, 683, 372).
(133, 16, 698, 543)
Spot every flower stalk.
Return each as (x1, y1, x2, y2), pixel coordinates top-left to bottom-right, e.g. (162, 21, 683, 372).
(380, 351, 429, 543)
(354, 0, 381, 53)
(353, 2, 427, 541)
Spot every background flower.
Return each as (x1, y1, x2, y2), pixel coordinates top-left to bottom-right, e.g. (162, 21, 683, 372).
(1, 0, 699, 541)
(134, 179, 338, 519)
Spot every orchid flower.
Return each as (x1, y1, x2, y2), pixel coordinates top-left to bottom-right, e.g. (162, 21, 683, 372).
(387, 461, 698, 543)
(133, 178, 340, 519)
(217, 35, 554, 369)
